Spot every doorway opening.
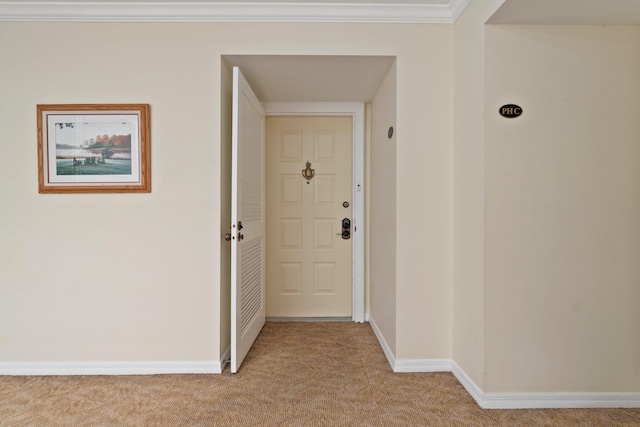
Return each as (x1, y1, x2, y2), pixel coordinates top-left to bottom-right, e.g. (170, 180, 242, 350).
(221, 55, 396, 371)
(263, 104, 365, 322)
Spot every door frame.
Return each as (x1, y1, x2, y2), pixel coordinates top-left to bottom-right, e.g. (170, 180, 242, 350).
(263, 102, 365, 323)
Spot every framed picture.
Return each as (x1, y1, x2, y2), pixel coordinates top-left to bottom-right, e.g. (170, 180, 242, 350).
(37, 104, 150, 193)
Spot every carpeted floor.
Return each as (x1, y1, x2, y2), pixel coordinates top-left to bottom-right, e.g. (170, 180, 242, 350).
(1, 322, 639, 426)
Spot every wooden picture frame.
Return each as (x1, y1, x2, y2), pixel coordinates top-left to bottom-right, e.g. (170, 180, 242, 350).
(37, 104, 150, 193)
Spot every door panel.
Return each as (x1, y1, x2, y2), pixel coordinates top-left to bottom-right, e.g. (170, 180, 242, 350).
(266, 116, 352, 317)
(231, 67, 265, 373)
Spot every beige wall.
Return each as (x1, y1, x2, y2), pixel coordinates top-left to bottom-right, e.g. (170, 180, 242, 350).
(0, 22, 453, 365)
(1, 13, 637, 397)
(484, 25, 640, 392)
(0, 23, 223, 362)
(395, 27, 454, 360)
(453, 0, 640, 395)
(369, 62, 397, 353)
(452, 0, 505, 390)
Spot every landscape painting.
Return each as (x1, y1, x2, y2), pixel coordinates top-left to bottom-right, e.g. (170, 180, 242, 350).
(54, 120, 133, 176)
(38, 104, 150, 193)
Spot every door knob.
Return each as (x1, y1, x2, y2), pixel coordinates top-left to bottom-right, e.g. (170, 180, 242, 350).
(224, 233, 232, 242)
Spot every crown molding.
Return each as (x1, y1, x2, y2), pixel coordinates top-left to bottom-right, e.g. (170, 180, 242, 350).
(448, 0, 471, 22)
(0, 0, 470, 24)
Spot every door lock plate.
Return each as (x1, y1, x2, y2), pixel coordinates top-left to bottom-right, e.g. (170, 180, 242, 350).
(340, 218, 351, 240)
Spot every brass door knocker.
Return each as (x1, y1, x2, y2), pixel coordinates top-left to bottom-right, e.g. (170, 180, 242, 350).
(302, 161, 315, 183)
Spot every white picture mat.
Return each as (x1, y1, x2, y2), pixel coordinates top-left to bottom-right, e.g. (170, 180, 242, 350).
(43, 111, 142, 185)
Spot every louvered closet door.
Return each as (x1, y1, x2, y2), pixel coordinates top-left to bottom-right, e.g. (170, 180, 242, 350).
(231, 67, 265, 374)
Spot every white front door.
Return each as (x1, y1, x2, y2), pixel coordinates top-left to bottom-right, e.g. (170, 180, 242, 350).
(265, 116, 353, 317)
(230, 67, 265, 373)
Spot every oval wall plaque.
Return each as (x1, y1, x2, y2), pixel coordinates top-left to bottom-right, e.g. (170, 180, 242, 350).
(499, 104, 523, 118)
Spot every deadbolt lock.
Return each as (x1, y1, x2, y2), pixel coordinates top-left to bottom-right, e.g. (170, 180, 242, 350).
(337, 218, 351, 240)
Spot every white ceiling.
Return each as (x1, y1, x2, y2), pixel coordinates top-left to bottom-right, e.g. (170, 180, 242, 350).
(224, 55, 395, 102)
(488, 0, 640, 25)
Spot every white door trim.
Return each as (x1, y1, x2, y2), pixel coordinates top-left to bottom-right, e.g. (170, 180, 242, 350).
(263, 102, 365, 323)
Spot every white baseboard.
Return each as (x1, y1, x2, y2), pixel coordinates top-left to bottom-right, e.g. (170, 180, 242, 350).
(368, 316, 450, 373)
(3, 339, 639, 409)
(0, 361, 223, 376)
(367, 316, 395, 370)
(367, 324, 640, 409)
(394, 358, 451, 373)
(266, 317, 351, 322)
(479, 392, 640, 409)
(450, 360, 640, 409)
(450, 360, 488, 406)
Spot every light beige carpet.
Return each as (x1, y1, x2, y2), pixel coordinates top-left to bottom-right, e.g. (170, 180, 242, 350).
(1, 322, 639, 426)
